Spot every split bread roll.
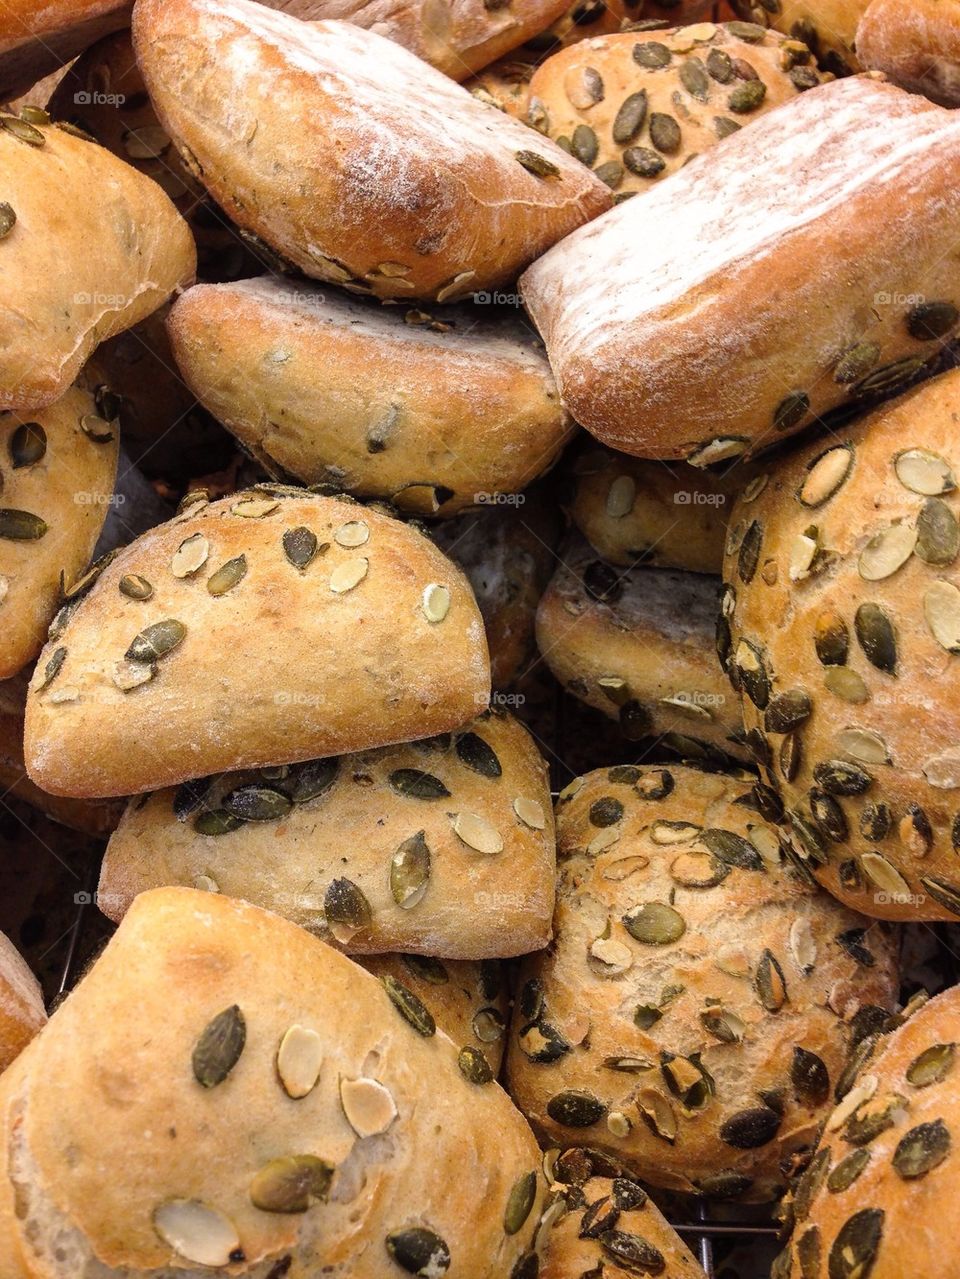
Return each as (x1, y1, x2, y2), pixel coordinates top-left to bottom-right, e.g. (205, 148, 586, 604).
(774, 987, 960, 1279)
(167, 278, 574, 518)
(858, 0, 960, 107)
(133, 0, 613, 304)
(0, 378, 119, 680)
(720, 368, 960, 923)
(0, 930, 44, 1073)
(23, 487, 491, 799)
(98, 710, 555, 959)
(727, 0, 867, 75)
(505, 765, 901, 1202)
(520, 77, 960, 462)
(0, 0, 130, 103)
(0, 887, 546, 1278)
(535, 535, 746, 760)
(0, 112, 195, 413)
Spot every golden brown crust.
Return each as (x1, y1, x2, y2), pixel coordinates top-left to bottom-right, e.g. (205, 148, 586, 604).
(0, 931, 44, 1073)
(721, 368, 960, 923)
(505, 765, 901, 1202)
(857, 0, 960, 106)
(23, 488, 491, 798)
(727, 0, 866, 74)
(0, 1, 130, 102)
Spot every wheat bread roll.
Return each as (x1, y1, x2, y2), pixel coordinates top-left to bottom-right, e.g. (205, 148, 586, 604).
(520, 76, 960, 462)
(167, 278, 574, 517)
(132, 0, 612, 305)
(858, 0, 960, 107)
(0, 378, 119, 680)
(0, 930, 44, 1073)
(727, 0, 866, 75)
(524, 22, 825, 197)
(720, 368, 960, 924)
(0, 0, 130, 103)
(505, 764, 901, 1202)
(0, 886, 546, 1277)
(530, 0, 717, 58)
(23, 487, 491, 799)
(535, 535, 745, 759)
(98, 710, 554, 958)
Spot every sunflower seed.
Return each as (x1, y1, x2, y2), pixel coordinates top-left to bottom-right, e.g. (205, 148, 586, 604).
(330, 556, 368, 593)
(793, 1047, 830, 1105)
(193, 1005, 245, 1087)
(623, 902, 685, 944)
(894, 449, 955, 496)
(386, 1228, 450, 1275)
(858, 523, 916, 580)
(250, 1155, 334, 1213)
(334, 520, 369, 548)
(455, 732, 501, 777)
(923, 579, 960, 651)
(799, 446, 854, 507)
(0, 202, 15, 238)
(382, 975, 435, 1036)
(919, 874, 960, 916)
(907, 301, 959, 340)
(515, 150, 560, 177)
(9, 422, 45, 468)
(453, 811, 503, 854)
(859, 853, 910, 898)
(601, 1232, 665, 1271)
(836, 730, 889, 765)
(504, 1171, 537, 1236)
(513, 797, 545, 829)
(340, 1076, 397, 1137)
(765, 690, 811, 734)
(814, 612, 849, 666)
(613, 91, 649, 143)
(688, 436, 749, 467)
(700, 1007, 745, 1043)
(0, 508, 46, 540)
(916, 498, 959, 565)
(735, 639, 770, 709)
(276, 1025, 323, 1099)
(720, 1107, 780, 1149)
(755, 949, 787, 1011)
(837, 927, 875, 966)
(547, 1090, 606, 1127)
(126, 618, 186, 663)
(855, 603, 897, 673)
(232, 497, 278, 518)
(153, 1200, 240, 1267)
(389, 769, 450, 799)
(789, 918, 817, 973)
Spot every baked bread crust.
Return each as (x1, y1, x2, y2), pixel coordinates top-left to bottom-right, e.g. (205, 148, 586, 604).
(858, 0, 960, 107)
(23, 488, 491, 798)
(0, 1, 130, 103)
(727, 0, 866, 75)
(0, 930, 44, 1074)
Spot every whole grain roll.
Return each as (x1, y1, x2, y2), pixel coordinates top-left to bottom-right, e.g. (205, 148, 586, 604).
(720, 368, 960, 923)
(0, 0, 130, 103)
(133, 0, 612, 305)
(0, 887, 546, 1277)
(167, 278, 574, 517)
(0, 929, 44, 1072)
(520, 76, 960, 462)
(531, 0, 717, 58)
(727, 0, 866, 75)
(857, 0, 960, 107)
(505, 764, 901, 1202)
(23, 487, 491, 798)
(98, 710, 555, 959)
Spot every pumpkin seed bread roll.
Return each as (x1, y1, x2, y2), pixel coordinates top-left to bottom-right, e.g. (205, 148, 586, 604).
(0, 887, 546, 1278)
(857, 0, 960, 108)
(98, 710, 554, 958)
(520, 76, 960, 462)
(23, 487, 491, 798)
(0, 930, 45, 1073)
(773, 988, 960, 1279)
(0, 112, 196, 413)
(133, 0, 612, 306)
(0, 0, 130, 103)
(524, 22, 825, 197)
(535, 536, 745, 759)
(359, 955, 510, 1075)
(720, 369, 960, 923)
(727, 0, 866, 75)
(0, 379, 119, 680)
(505, 765, 901, 1202)
(538, 1149, 707, 1279)
(167, 278, 575, 518)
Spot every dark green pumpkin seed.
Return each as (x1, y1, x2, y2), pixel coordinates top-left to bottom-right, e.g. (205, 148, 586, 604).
(714, 116, 741, 138)
(590, 796, 624, 827)
(623, 902, 685, 944)
(612, 91, 649, 144)
(194, 809, 244, 836)
(282, 526, 319, 569)
(835, 342, 880, 384)
(827, 1149, 871, 1193)
(222, 784, 291, 822)
(174, 777, 211, 821)
(916, 497, 959, 565)
(623, 146, 665, 177)
(707, 47, 734, 82)
(0, 508, 47, 540)
(504, 1171, 537, 1235)
(9, 422, 45, 468)
(765, 689, 811, 733)
(119, 574, 154, 601)
(794, 1148, 831, 1221)
(649, 112, 680, 153)
(828, 1208, 883, 1279)
(633, 40, 671, 67)
(728, 79, 766, 112)
(391, 831, 431, 908)
(125, 618, 186, 663)
(458, 1045, 493, 1085)
(288, 757, 339, 804)
(382, 975, 435, 1036)
(192, 1004, 245, 1087)
(700, 828, 764, 871)
(892, 1119, 950, 1180)
(797, 1225, 822, 1279)
(774, 391, 810, 432)
(810, 789, 849, 842)
(719, 1107, 780, 1149)
(845, 1094, 904, 1146)
(324, 877, 371, 930)
(518, 1020, 569, 1063)
(386, 1227, 450, 1275)
(207, 555, 247, 595)
(518, 978, 544, 1022)
(792, 1047, 830, 1105)
(854, 357, 924, 398)
(680, 58, 710, 100)
(515, 149, 560, 178)
(401, 954, 448, 985)
(0, 115, 44, 145)
(906, 1043, 955, 1088)
(36, 646, 66, 692)
(509, 1253, 539, 1279)
(755, 950, 787, 1011)
(814, 760, 872, 795)
(855, 603, 896, 674)
(738, 520, 762, 583)
(726, 19, 766, 40)
(250, 1154, 333, 1213)
(0, 201, 15, 238)
(907, 302, 959, 341)
(388, 769, 450, 800)
(455, 732, 501, 778)
(572, 123, 599, 165)
(600, 1231, 665, 1272)
(547, 1090, 606, 1127)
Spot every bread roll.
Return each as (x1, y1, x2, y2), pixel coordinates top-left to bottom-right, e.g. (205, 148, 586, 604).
(0, 886, 546, 1277)
(720, 368, 960, 923)
(774, 987, 960, 1279)
(24, 487, 491, 798)
(133, 0, 612, 305)
(0, 378, 119, 680)
(524, 22, 825, 197)
(0, 112, 195, 413)
(727, 0, 866, 75)
(520, 77, 960, 461)
(0, 929, 44, 1072)
(98, 710, 554, 958)
(535, 535, 746, 760)
(0, 0, 129, 103)
(858, 0, 960, 107)
(167, 278, 574, 517)
(505, 765, 901, 1202)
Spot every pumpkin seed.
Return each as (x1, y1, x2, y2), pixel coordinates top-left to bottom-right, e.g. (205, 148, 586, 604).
(515, 150, 559, 177)
(734, 638, 770, 709)
(755, 949, 787, 1011)
(571, 123, 599, 165)
(126, 618, 186, 663)
(828, 1208, 884, 1279)
(153, 1200, 240, 1267)
(510, 1253, 539, 1279)
(720, 1107, 780, 1149)
(835, 343, 880, 385)
(519, 1020, 569, 1063)
(738, 520, 762, 583)
(845, 1093, 905, 1146)
(858, 523, 917, 580)
(680, 58, 710, 100)
(79, 413, 114, 443)
(170, 533, 209, 578)
(700, 827, 764, 871)
(623, 902, 685, 944)
(613, 91, 648, 144)
(192, 1005, 245, 1087)
(637, 1087, 678, 1142)
(458, 1045, 493, 1084)
(222, 785, 290, 822)
(194, 809, 244, 836)
(700, 1007, 745, 1043)
(207, 555, 247, 595)
(601, 1232, 665, 1272)
(650, 111, 681, 152)
(0, 508, 46, 540)
(504, 1171, 537, 1235)
(276, 1024, 323, 1099)
(894, 448, 955, 496)
(288, 757, 338, 804)
(382, 975, 435, 1036)
(726, 19, 766, 40)
(389, 769, 449, 800)
(799, 446, 854, 507)
(340, 1076, 396, 1137)
(907, 1043, 955, 1087)
(687, 436, 749, 467)
(765, 690, 811, 734)
(837, 927, 875, 967)
(634, 40, 672, 67)
(815, 612, 849, 666)
(590, 796, 624, 827)
(386, 1228, 450, 1275)
(612, 1178, 646, 1211)
(119, 574, 154, 601)
(671, 851, 727, 888)
(9, 422, 45, 468)
(330, 556, 368, 593)
(547, 1090, 606, 1127)
(250, 1155, 334, 1213)
(810, 789, 849, 842)
(907, 301, 959, 340)
(472, 1007, 505, 1043)
(924, 579, 960, 651)
(860, 853, 909, 898)
(453, 812, 503, 854)
(282, 526, 318, 569)
(455, 732, 501, 777)
(827, 1149, 871, 1193)
(916, 498, 959, 565)
(390, 832, 431, 909)
(789, 918, 817, 973)
(35, 646, 66, 692)
(324, 878, 371, 936)
(918, 875, 960, 916)
(232, 497, 278, 518)
(113, 658, 156, 691)
(333, 520, 368, 549)
(855, 603, 897, 673)
(855, 357, 925, 397)
(824, 668, 870, 704)
(401, 954, 448, 985)
(519, 979, 544, 1022)
(1, 115, 44, 145)
(565, 63, 604, 108)
(0, 202, 15, 238)
(729, 79, 766, 111)
(513, 797, 545, 829)
(793, 1047, 830, 1105)
(836, 730, 889, 765)
(623, 146, 665, 177)
(892, 1119, 950, 1180)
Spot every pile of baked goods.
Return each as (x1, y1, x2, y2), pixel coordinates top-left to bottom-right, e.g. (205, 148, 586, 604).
(2, 0, 960, 1274)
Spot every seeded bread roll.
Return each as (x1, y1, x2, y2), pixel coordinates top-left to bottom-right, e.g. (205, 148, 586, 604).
(857, 0, 960, 107)
(720, 368, 960, 924)
(566, 445, 760, 574)
(133, 0, 611, 306)
(727, 0, 866, 75)
(23, 487, 491, 799)
(520, 77, 960, 463)
(167, 278, 574, 518)
(0, 379, 119, 680)
(539, 1149, 707, 1278)
(98, 710, 554, 958)
(505, 764, 901, 1202)
(524, 22, 824, 197)
(359, 954, 510, 1075)
(0, 0, 130, 103)
(0, 886, 546, 1277)
(535, 536, 745, 759)
(774, 987, 960, 1279)
(0, 929, 44, 1073)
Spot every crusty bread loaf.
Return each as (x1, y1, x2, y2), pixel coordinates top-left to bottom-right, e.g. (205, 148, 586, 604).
(520, 77, 960, 461)
(721, 368, 960, 923)
(505, 765, 901, 1202)
(535, 535, 746, 760)
(0, 0, 130, 103)
(0, 112, 195, 413)
(133, 0, 612, 305)
(858, 0, 960, 107)
(0, 378, 119, 680)
(775, 987, 960, 1278)
(98, 710, 554, 958)
(24, 487, 491, 798)
(0, 929, 44, 1073)
(167, 278, 574, 517)
(524, 22, 825, 197)
(727, 0, 866, 74)
(0, 887, 545, 1277)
